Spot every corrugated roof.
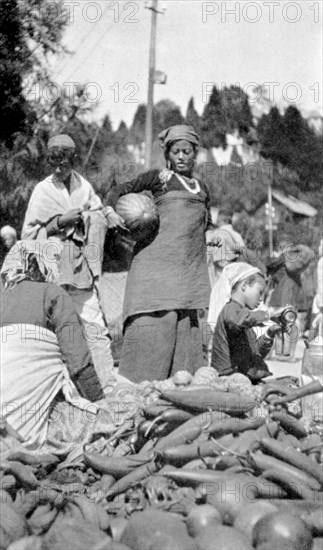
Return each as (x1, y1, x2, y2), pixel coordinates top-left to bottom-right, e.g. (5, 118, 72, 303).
(272, 190, 318, 217)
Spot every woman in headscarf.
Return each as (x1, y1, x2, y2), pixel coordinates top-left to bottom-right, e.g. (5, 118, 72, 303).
(103, 125, 215, 383)
(0, 240, 108, 450)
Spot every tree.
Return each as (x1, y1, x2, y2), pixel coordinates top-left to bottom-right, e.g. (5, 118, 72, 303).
(185, 97, 201, 134)
(113, 121, 129, 153)
(257, 107, 286, 165)
(0, 0, 69, 144)
(130, 100, 185, 146)
(201, 86, 226, 149)
(257, 105, 323, 193)
(130, 104, 146, 145)
(0, 0, 30, 143)
(282, 106, 323, 192)
(222, 85, 253, 137)
(152, 99, 184, 140)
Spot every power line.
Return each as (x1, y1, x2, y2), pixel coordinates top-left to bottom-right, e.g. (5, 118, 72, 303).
(53, 1, 114, 77)
(64, 12, 116, 82)
(65, 28, 112, 82)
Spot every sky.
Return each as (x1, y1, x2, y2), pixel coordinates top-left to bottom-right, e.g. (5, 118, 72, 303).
(49, 0, 323, 129)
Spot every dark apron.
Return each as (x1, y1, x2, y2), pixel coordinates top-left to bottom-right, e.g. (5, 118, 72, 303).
(123, 190, 210, 324)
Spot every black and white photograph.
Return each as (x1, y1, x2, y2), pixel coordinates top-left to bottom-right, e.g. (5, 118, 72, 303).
(1, 1, 323, 548)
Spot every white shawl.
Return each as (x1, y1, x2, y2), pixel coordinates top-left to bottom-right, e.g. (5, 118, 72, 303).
(22, 171, 102, 240)
(22, 171, 107, 283)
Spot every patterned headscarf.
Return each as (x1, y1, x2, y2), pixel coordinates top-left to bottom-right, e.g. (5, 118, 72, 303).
(158, 125, 199, 149)
(1, 240, 62, 289)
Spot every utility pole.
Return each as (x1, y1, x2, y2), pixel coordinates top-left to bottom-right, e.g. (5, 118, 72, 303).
(82, 126, 100, 171)
(265, 159, 277, 258)
(144, 0, 158, 170)
(267, 178, 274, 258)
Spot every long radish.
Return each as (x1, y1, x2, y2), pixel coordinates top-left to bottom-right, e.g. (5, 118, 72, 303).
(247, 451, 321, 491)
(153, 408, 194, 425)
(155, 439, 221, 466)
(207, 416, 265, 437)
(259, 437, 323, 486)
(216, 422, 279, 455)
(83, 451, 150, 478)
(144, 408, 194, 437)
(152, 410, 229, 452)
(144, 402, 174, 418)
(160, 388, 256, 415)
(105, 461, 159, 500)
(153, 410, 216, 452)
(262, 469, 315, 500)
(270, 410, 308, 439)
(161, 469, 283, 499)
(161, 469, 257, 487)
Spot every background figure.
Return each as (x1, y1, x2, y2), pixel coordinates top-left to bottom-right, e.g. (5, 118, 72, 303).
(266, 239, 315, 360)
(310, 238, 323, 339)
(0, 225, 17, 250)
(206, 228, 240, 363)
(103, 125, 214, 383)
(21, 134, 114, 392)
(216, 208, 245, 249)
(207, 225, 240, 288)
(300, 251, 316, 337)
(0, 225, 17, 268)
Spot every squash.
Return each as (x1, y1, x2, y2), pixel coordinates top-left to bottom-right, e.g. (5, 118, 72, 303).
(115, 193, 159, 241)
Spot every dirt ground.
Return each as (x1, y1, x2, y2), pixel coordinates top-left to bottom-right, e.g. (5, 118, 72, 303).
(267, 338, 304, 380)
(101, 271, 307, 377)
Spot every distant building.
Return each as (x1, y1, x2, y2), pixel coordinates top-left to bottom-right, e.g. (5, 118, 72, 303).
(253, 190, 317, 229)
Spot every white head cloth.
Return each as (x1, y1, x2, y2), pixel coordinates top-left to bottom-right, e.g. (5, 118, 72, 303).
(0, 225, 17, 238)
(208, 262, 261, 328)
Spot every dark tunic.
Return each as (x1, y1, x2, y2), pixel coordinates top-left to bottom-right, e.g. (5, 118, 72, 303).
(211, 300, 274, 381)
(1, 280, 104, 401)
(106, 169, 212, 324)
(106, 169, 212, 382)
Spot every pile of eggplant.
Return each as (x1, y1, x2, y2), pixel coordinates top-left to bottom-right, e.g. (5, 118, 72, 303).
(1, 369, 323, 549)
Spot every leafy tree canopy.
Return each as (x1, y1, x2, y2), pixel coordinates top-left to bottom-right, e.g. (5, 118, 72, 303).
(0, 0, 69, 144)
(258, 105, 323, 192)
(201, 86, 227, 149)
(185, 97, 202, 134)
(130, 100, 185, 145)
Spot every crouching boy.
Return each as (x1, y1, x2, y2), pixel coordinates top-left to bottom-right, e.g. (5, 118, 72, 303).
(210, 262, 280, 383)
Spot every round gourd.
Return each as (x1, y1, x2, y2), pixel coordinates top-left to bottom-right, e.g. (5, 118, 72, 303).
(115, 193, 159, 241)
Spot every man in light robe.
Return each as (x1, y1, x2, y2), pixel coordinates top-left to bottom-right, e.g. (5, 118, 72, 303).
(22, 134, 115, 392)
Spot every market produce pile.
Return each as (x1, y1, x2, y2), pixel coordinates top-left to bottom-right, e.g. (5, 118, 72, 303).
(1, 368, 323, 550)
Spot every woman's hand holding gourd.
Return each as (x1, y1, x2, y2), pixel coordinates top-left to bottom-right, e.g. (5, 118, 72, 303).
(103, 207, 129, 232)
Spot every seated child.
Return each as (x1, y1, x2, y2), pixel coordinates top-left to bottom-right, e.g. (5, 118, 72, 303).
(210, 262, 280, 383)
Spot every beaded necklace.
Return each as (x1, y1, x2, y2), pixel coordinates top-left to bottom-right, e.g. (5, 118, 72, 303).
(175, 173, 201, 194)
